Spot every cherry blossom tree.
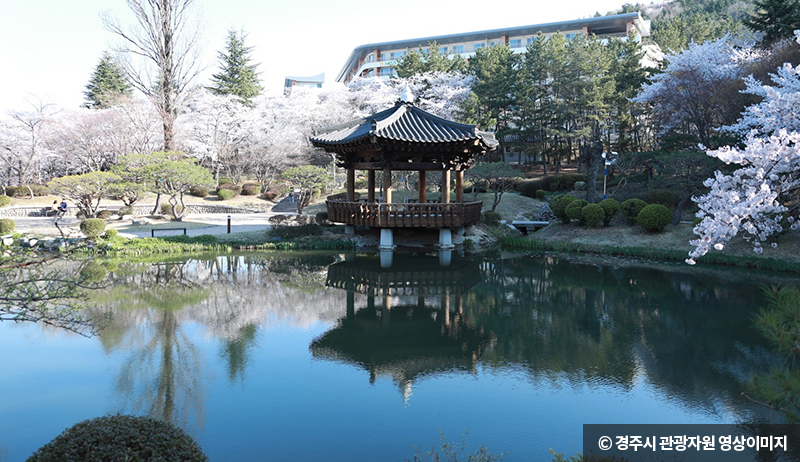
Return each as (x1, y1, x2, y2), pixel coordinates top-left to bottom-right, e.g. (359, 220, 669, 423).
(687, 33, 800, 264)
(0, 99, 57, 187)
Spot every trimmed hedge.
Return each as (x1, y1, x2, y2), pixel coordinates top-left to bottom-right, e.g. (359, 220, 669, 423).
(27, 415, 208, 462)
(104, 229, 118, 239)
(550, 194, 577, 223)
(518, 173, 587, 197)
(190, 185, 209, 198)
(481, 210, 502, 226)
(241, 183, 260, 196)
(216, 183, 241, 195)
(535, 189, 546, 200)
(637, 204, 673, 232)
(639, 188, 676, 207)
(117, 206, 133, 217)
(0, 218, 16, 234)
(599, 198, 620, 226)
(80, 218, 106, 239)
(582, 203, 605, 227)
(4, 185, 49, 197)
(565, 199, 589, 224)
(217, 189, 235, 201)
(0, 194, 10, 207)
(621, 198, 648, 224)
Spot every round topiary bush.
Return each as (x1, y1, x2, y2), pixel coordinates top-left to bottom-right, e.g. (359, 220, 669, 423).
(565, 199, 589, 224)
(582, 203, 605, 228)
(0, 194, 10, 207)
(80, 218, 106, 239)
(27, 414, 208, 462)
(241, 183, 260, 196)
(621, 198, 648, 225)
(104, 229, 118, 239)
(96, 210, 114, 220)
(190, 185, 209, 198)
(315, 211, 331, 226)
(599, 198, 620, 226)
(637, 204, 673, 232)
(117, 206, 133, 217)
(481, 210, 502, 226)
(0, 218, 16, 234)
(216, 183, 241, 196)
(217, 189, 235, 201)
(535, 189, 546, 200)
(550, 194, 577, 223)
(573, 181, 587, 191)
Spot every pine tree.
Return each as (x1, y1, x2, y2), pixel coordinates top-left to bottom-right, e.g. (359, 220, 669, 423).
(745, 0, 800, 45)
(208, 29, 263, 105)
(84, 51, 132, 109)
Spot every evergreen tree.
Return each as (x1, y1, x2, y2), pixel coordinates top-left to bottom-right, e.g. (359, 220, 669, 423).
(84, 51, 132, 109)
(394, 42, 467, 78)
(745, 0, 800, 45)
(208, 29, 263, 105)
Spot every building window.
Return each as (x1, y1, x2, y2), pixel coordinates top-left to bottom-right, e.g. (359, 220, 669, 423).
(367, 53, 374, 63)
(380, 68, 394, 77)
(452, 45, 464, 53)
(526, 37, 539, 46)
(441, 46, 448, 53)
(565, 33, 577, 41)
(390, 51, 406, 60)
(489, 40, 503, 47)
(474, 43, 484, 51)
(509, 39, 522, 48)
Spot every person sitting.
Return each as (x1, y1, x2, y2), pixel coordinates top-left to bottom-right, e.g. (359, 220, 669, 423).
(56, 199, 68, 219)
(49, 200, 58, 217)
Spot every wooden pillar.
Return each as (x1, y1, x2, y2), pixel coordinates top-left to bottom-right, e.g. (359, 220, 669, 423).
(346, 168, 355, 201)
(455, 170, 464, 202)
(442, 170, 451, 204)
(418, 170, 426, 203)
(368, 170, 376, 202)
(383, 168, 392, 204)
(382, 294, 391, 329)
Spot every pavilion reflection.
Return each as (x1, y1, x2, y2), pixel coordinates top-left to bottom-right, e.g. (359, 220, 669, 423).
(312, 251, 493, 401)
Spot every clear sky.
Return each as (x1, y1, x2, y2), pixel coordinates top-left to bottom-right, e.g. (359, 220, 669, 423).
(0, 0, 632, 112)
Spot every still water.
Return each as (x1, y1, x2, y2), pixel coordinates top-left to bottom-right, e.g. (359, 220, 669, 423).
(0, 251, 795, 461)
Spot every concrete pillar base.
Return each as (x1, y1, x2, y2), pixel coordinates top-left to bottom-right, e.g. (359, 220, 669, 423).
(379, 228, 395, 250)
(380, 249, 394, 268)
(437, 228, 455, 250)
(438, 249, 452, 267)
(344, 225, 355, 235)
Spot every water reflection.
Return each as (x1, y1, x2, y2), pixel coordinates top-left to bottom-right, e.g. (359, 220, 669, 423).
(79, 252, 787, 431)
(315, 252, 492, 400)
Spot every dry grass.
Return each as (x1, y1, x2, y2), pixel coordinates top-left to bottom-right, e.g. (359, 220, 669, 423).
(6, 193, 277, 210)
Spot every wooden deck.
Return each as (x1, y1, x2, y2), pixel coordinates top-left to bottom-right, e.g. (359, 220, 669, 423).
(326, 200, 483, 228)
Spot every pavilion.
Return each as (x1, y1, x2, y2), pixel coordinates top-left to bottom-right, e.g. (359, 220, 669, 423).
(309, 91, 498, 249)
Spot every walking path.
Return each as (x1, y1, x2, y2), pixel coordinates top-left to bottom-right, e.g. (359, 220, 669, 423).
(10, 212, 291, 239)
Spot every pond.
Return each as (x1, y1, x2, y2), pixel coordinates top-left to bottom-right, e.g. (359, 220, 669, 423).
(0, 250, 796, 461)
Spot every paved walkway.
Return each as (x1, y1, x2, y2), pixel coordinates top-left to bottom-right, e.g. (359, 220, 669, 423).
(11, 213, 292, 239)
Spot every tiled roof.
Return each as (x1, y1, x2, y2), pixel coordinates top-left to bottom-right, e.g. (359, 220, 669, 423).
(310, 101, 498, 149)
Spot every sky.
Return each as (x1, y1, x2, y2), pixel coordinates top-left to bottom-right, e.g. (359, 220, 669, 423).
(0, 0, 633, 112)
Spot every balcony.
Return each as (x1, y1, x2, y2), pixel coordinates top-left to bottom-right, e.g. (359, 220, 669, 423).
(326, 200, 483, 228)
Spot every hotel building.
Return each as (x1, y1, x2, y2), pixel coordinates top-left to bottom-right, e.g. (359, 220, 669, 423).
(336, 12, 650, 84)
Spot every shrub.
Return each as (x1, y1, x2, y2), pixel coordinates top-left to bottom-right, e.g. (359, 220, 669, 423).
(241, 183, 260, 196)
(27, 414, 208, 462)
(550, 194, 577, 223)
(354, 178, 368, 189)
(269, 215, 291, 225)
(80, 218, 106, 239)
(96, 210, 114, 219)
(621, 198, 648, 224)
(294, 214, 313, 225)
(104, 229, 118, 239)
(599, 198, 620, 226)
(0, 218, 16, 234)
(159, 203, 184, 216)
(28, 184, 49, 196)
(316, 211, 331, 226)
(565, 199, 589, 224)
(117, 206, 133, 216)
(216, 183, 241, 195)
(217, 189, 235, 201)
(0, 195, 10, 207)
(637, 204, 673, 232)
(573, 181, 587, 191)
(263, 190, 278, 201)
(535, 189, 546, 200)
(269, 224, 323, 239)
(518, 173, 587, 197)
(640, 188, 676, 207)
(190, 185, 209, 198)
(582, 203, 605, 228)
(481, 210, 502, 226)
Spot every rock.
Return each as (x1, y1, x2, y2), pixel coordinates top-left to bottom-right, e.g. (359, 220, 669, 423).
(1, 236, 13, 246)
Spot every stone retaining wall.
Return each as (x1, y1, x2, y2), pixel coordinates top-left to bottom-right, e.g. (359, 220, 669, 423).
(0, 204, 264, 218)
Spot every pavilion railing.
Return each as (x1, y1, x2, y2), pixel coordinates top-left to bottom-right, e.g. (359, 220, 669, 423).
(325, 201, 483, 228)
